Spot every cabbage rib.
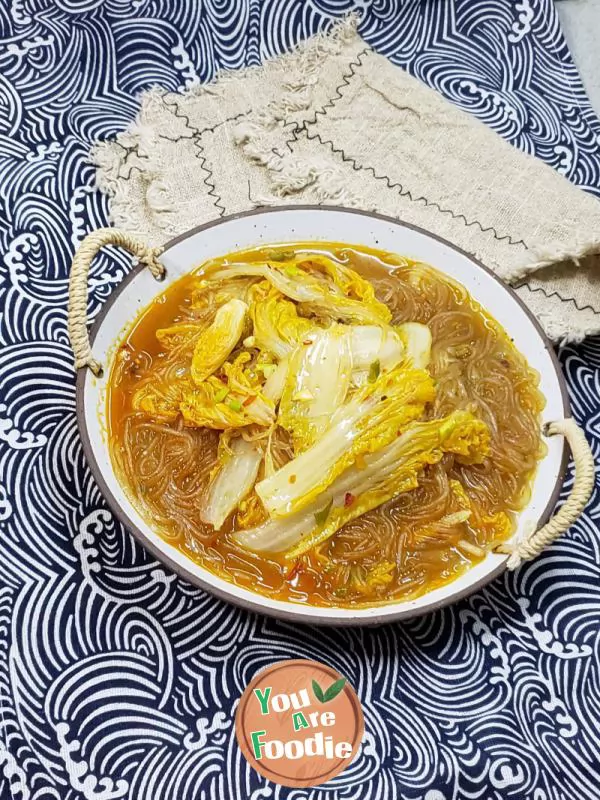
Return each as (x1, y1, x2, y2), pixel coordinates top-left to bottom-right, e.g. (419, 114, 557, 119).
(397, 322, 432, 369)
(279, 327, 352, 453)
(205, 262, 391, 325)
(255, 365, 436, 517)
(201, 438, 263, 530)
(191, 298, 247, 384)
(233, 410, 490, 556)
(250, 283, 314, 359)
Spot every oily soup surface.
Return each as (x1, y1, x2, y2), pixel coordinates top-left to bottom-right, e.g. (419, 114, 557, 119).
(108, 243, 545, 607)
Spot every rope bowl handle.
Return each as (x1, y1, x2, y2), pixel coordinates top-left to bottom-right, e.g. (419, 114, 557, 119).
(68, 228, 165, 376)
(495, 418, 595, 569)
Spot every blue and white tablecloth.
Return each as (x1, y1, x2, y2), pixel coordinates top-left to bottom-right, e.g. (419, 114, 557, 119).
(1, 2, 599, 798)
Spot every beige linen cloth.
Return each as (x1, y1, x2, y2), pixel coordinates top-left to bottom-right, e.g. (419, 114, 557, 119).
(92, 18, 600, 342)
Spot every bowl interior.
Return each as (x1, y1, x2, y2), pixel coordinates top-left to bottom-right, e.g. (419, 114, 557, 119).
(78, 207, 568, 624)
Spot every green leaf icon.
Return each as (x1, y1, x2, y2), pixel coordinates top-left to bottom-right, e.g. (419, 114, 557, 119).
(312, 677, 346, 703)
(323, 678, 346, 702)
(312, 679, 325, 703)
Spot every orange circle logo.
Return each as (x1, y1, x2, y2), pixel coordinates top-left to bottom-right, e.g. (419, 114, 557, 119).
(235, 659, 364, 787)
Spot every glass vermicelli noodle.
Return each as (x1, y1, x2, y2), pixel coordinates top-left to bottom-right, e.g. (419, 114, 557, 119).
(108, 243, 545, 607)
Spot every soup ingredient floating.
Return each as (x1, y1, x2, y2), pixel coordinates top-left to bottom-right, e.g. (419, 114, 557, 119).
(109, 243, 545, 607)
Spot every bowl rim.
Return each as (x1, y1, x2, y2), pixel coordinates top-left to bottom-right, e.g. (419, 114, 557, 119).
(76, 205, 571, 626)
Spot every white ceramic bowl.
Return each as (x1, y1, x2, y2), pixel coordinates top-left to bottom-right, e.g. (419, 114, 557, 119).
(76, 206, 569, 625)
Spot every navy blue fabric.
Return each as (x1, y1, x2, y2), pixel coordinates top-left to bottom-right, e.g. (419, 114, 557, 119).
(0, 2, 599, 798)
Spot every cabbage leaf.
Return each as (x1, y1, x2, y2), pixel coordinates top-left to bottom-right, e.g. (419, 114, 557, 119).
(205, 261, 391, 325)
(132, 379, 191, 422)
(294, 254, 386, 310)
(255, 365, 435, 517)
(397, 322, 432, 369)
(250, 282, 313, 359)
(279, 327, 352, 452)
(190, 298, 247, 384)
(234, 410, 490, 556)
(201, 437, 263, 530)
(156, 323, 203, 351)
(261, 357, 289, 404)
(181, 353, 275, 428)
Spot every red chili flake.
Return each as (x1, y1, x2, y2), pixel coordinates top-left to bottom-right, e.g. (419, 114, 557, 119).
(303, 339, 313, 345)
(344, 492, 355, 507)
(242, 395, 256, 407)
(286, 561, 301, 581)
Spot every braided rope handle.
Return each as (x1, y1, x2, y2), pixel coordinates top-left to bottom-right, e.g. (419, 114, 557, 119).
(68, 228, 165, 376)
(496, 418, 595, 569)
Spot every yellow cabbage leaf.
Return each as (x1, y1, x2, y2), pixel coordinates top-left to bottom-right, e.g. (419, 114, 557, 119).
(190, 298, 247, 384)
(449, 480, 513, 546)
(234, 410, 490, 557)
(201, 437, 263, 530)
(261, 357, 289, 403)
(131, 378, 191, 422)
(180, 352, 275, 429)
(348, 325, 404, 371)
(191, 276, 257, 309)
(294, 254, 384, 309)
(397, 322, 432, 369)
(278, 327, 352, 453)
(180, 377, 272, 429)
(220, 352, 275, 423)
(255, 365, 436, 518)
(250, 282, 313, 359)
(236, 492, 268, 530)
(205, 261, 391, 325)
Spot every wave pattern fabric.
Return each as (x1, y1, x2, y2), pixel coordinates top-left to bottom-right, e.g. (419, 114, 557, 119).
(0, 2, 599, 798)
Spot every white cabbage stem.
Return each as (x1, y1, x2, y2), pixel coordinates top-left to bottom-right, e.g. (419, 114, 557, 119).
(201, 438, 262, 530)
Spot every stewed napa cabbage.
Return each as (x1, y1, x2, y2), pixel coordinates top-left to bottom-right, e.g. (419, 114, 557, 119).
(129, 251, 489, 557)
(110, 242, 545, 608)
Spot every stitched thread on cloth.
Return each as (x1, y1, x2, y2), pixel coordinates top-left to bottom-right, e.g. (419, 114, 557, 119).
(91, 16, 600, 342)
